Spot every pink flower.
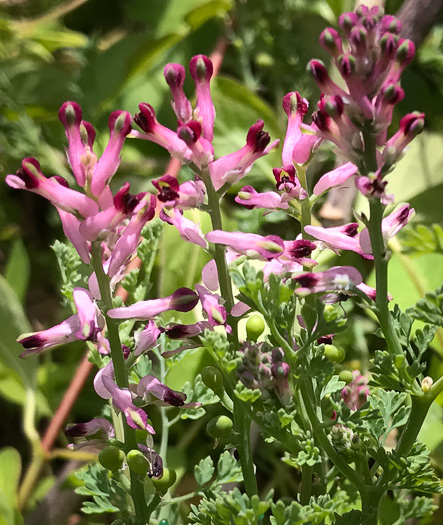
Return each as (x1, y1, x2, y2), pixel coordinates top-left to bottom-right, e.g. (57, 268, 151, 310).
(6, 158, 98, 218)
(196, 284, 227, 327)
(189, 55, 215, 142)
(164, 63, 193, 123)
(304, 223, 372, 259)
(206, 230, 285, 260)
(108, 288, 199, 320)
(209, 120, 279, 191)
(136, 375, 191, 407)
(293, 266, 362, 294)
(235, 185, 289, 210)
(160, 208, 207, 248)
(359, 204, 414, 254)
(313, 162, 358, 196)
(134, 321, 163, 356)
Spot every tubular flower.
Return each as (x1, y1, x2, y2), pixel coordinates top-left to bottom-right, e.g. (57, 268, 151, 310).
(304, 223, 372, 259)
(108, 288, 199, 320)
(293, 266, 363, 295)
(206, 230, 285, 260)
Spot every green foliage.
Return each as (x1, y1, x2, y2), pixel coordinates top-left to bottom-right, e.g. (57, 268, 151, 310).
(51, 239, 85, 305)
(180, 373, 219, 419)
(189, 488, 270, 525)
(75, 463, 129, 515)
(270, 492, 349, 525)
(367, 391, 410, 446)
(194, 451, 243, 489)
(388, 442, 441, 494)
(407, 283, 443, 327)
(400, 223, 443, 257)
(0, 447, 23, 525)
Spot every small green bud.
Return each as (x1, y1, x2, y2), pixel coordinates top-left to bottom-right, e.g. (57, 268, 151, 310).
(206, 415, 233, 439)
(394, 354, 405, 369)
(98, 446, 125, 471)
(324, 344, 346, 364)
(153, 468, 177, 494)
(339, 369, 354, 385)
(201, 366, 224, 391)
(127, 449, 150, 476)
(422, 376, 433, 393)
(246, 315, 266, 341)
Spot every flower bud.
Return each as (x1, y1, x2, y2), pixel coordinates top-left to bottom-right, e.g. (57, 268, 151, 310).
(324, 344, 346, 364)
(422, 376, 433, 393)
(127, 449, 150, 476)
(246, 315, 266, 341)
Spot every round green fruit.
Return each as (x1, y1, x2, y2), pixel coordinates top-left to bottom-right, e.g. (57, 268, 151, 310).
(324, 344, 346, 364)
(246, 315, 265, 341)
(127, 449, 150, 476)
(98, 446, 125, 471)
(153, 468, 177, 493)
(206, 415, 233, 439)
(339, 369, 354, 385)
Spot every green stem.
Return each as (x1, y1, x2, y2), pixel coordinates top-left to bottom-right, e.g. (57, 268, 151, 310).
(158, 347, 169, 466)
(300, 464, 313, 505)
(201, 168, 235, 314)
(299, 379, 366, 493)
(360, 488, 384, 525)
(233, 398, 259, 497)
(91, 242, 148, 523)
(367, 200, 403, 356)
(395, 395, 432, 457)
(297, 165, 312, 239)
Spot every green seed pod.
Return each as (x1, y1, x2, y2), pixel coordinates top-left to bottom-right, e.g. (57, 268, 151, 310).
(127, 449, 150, 476)
(98, 446, 125, 471)
(153, 468, 177, 494)
(206, 415, 233, 439)
(201, 366, 224, 391)
(246, 315, 265, 341)
(324, 344, 346, 364)
(338, 369, 354, 385)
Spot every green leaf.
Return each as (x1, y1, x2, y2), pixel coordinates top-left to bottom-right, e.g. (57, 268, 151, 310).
(215, 451, 243, 485)
(407, 283, 443, 327)
(0, 447, 22, 525)
(180, 374, 219, 420)
(368, 391, 410, 445)
(5, 238, 30, 303)
(0, 274, 34, 391)
(194, 456, 214, 487)
(400, 223, 443, 257)
(321, 375, 346, 399)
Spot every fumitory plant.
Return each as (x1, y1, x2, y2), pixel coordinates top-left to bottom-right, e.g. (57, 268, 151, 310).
(6, 4, 443, 525)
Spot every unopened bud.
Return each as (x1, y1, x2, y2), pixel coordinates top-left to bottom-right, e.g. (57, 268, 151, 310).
(422, 376, 433, 392)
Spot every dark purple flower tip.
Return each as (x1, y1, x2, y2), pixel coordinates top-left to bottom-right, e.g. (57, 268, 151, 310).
(138, 445, 164, 479)
(282, 91, 309, 117)
(312, 110, 331, 132)
(109, 111, 132, 137)
(189, 54, 213, 82)
(165, 323, 202, 339)
(59, 101, 82, 128)
(162, 389, 186, 407)
(342, 223, 359, 237)
(338, 12, 358, 32)
(350, 27, 367, 49)
(51, 175, 70, 187)
(320, 95, 344, 118)
(246, 120, 271, 152)
(308, 60, 329, 85)
(288, 239, 316, 259)
(142, 193, 157, 222)
(18, 333, 43, 350)
(18, 157, 43, 189)
(152, 174, 180, 202)
(396, 39, 415, 65)
(114, 182, 146, 214)
(317, 334, 335, 345)
(134, 103, 157, 133)
(381, 84, 404, 105)
(80, 121, 96, 148)
(293, 273, 319, 288)
(170, 287, 199, 312)
(177, 120, 201, 144)
(379, 33, 398, 58)
(337, 54, 356, 77)
(319, 28, 342, 53)
(400, 112, 425, 136)
(164, 63, 186, 87)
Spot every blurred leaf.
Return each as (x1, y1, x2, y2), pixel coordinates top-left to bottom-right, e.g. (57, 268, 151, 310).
(0, 447, 22, 525)
(0, 274, 34, 387)
(5, 238, 30, 303)
(400, 223, 443, 258)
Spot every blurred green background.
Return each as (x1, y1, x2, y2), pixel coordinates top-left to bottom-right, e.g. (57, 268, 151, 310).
(1, 0, 443, 523)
